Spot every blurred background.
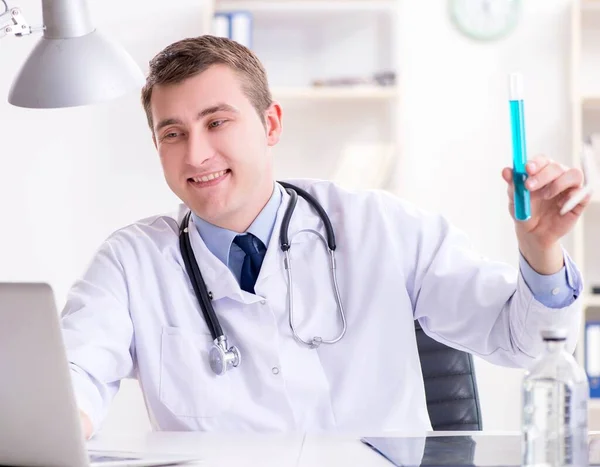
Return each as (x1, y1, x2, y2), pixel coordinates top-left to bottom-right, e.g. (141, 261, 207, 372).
(1, 0, 600, 434)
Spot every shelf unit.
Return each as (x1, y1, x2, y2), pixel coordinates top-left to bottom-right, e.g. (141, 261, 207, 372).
(202, 0, 401, 187)
(271, 86, 399, 101)
(582, 0, 600, 11)
(572, 0, 600, 426)
(587, 294, 600, 308)
(216, 0, 396, 12)
(583, 96, 600, 108)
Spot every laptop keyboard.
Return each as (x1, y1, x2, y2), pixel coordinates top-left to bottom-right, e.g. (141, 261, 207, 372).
(89, 454, 142, 463)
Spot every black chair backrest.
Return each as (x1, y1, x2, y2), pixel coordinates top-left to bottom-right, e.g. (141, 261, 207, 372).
(414, 320, 482, 431)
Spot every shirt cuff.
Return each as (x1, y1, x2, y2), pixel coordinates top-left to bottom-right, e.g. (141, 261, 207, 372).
(69, 364, 100, 437)
(519, 248, 582, 309)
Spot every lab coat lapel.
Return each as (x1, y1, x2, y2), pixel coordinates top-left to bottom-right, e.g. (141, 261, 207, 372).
(177, 182, 325, 305)
(185, 213, 261, 304)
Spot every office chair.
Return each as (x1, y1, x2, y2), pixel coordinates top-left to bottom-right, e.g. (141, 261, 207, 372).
(414, 320, 482, 431)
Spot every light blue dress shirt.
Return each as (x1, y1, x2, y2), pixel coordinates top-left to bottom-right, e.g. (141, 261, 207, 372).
(192, 183, 282, 285)
(193, 183, 580, 309)
(519, 251, 581, 308)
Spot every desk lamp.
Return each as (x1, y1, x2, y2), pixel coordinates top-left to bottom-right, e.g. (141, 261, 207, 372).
(0, 0, 144, 109)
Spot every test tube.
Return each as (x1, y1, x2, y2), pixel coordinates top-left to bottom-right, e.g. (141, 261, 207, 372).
(508, 72, 531, 221)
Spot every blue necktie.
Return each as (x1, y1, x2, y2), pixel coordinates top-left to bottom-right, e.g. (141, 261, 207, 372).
(233, 233, 266, 294)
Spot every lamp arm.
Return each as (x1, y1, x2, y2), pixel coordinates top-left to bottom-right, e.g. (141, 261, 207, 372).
(0, 2, 44, 39)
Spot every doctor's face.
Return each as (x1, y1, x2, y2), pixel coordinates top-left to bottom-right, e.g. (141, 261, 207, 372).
(150, 64, 282, 231)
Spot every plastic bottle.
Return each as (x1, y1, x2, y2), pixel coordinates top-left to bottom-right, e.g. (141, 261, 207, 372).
(522, 328, 589, 467)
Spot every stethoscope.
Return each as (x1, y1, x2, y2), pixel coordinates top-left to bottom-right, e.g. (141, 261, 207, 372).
(178, 181, 347, 376)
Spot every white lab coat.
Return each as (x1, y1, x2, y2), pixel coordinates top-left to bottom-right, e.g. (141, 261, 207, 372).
(60, 179, 582, 435)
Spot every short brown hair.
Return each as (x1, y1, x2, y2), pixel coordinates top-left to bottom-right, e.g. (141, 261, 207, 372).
(141, 35, 273, 131)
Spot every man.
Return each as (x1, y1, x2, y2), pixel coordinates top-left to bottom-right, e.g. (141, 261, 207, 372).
(61, 35, 590, 439)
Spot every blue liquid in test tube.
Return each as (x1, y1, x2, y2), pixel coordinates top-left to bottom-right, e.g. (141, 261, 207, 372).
(508, 73, 531, 221)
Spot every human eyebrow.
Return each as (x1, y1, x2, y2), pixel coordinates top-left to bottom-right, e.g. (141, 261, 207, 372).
(154, 118, 183, 133)
(197, 104, 240, 120)
(154, 104, 239, 133)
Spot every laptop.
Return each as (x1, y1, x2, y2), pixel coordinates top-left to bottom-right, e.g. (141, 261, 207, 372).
(0, 282, 200, 467)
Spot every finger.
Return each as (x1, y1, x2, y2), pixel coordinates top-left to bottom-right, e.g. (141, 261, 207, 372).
(542, 168, 584, 200)
(571, 192, 593, 216)
(557, 187, 579, 208)
(503, 167, 515, 198)
(525, 161, 567, 191)
(560, 187, 594, 209)
(502, 167, 513, 184)
(506, 179, 515, 198)
(508, 201, 515, 218)
(560, 190, 593, 216)
(558, 186, 593, 215)
(526, 155, 551, 175)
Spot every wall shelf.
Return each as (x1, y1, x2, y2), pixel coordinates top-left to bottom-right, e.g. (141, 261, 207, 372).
(271, 86, 398, 101)
(582, 95, 600, 109)
(206, 0, 401, 187)
(586, 294, 600, 308)
(216, 0, 395, 13)
(572, 1, 600, 414)
(582, 0, 600, 13)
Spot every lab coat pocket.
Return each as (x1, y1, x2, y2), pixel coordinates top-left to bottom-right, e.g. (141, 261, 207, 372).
(159, 326, 232, 418)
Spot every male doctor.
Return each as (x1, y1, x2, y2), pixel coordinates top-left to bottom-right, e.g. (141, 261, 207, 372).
(61, 35, 592, 439)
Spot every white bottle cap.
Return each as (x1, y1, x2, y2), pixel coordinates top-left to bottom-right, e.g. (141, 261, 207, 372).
(508, 72, 524, 100)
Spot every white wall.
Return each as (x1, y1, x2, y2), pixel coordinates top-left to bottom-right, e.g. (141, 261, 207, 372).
(0, 0, 574, 433)
(0, 0, 211, 433)
(396, 0, 573, 431)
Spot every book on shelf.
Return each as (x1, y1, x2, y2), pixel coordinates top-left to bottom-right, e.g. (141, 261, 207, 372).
(213, 11, 253, 48)
(585, 321, 600, 398)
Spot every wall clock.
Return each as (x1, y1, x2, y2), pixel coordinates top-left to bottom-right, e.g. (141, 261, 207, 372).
(449, 0, 521, 41)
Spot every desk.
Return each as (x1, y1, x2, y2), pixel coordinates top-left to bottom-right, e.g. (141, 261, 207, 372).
(88, 432, 303, 467)
(87, 431, 600, 466)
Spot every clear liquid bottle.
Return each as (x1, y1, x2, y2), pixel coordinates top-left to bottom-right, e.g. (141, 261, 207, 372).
(522, 328, 589, 467)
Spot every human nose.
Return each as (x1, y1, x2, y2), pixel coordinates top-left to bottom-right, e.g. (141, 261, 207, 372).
(184, 129, 215, 167)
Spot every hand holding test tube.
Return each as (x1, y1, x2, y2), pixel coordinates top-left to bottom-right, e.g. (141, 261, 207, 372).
(508, 72, 531, 221)
(501, 73, 594, 275)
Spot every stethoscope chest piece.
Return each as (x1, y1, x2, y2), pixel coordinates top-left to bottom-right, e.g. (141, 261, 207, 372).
(209, 336, 241, 376)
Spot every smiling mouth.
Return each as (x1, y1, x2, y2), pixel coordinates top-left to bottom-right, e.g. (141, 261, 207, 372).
(187, 169, 231, 187)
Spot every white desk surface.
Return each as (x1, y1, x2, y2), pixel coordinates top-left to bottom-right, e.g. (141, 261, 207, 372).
(89, 430, 597, 467)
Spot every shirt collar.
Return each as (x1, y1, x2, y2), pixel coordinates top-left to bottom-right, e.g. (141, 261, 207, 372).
(192, 183, 282, 266)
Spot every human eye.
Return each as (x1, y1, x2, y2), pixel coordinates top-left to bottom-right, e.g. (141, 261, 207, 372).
(208, 119, 226, 129)
(161, 130, 183, 141)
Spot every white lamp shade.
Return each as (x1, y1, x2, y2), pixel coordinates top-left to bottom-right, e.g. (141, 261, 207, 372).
(8, 29, 145, 109)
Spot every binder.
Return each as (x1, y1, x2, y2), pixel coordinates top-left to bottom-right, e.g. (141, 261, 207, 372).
(212, 11, 253, 49)
(585, 321, 600, 398)
(213, 13, 230, 39)
(230, 11, 252, 48)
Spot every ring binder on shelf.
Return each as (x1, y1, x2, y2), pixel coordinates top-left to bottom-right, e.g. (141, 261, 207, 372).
(585, 320, 600, 398)
(212, 11, 253, 49)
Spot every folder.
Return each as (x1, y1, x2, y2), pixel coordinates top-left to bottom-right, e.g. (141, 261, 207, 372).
(212, 11, 253, 49)
(213, 13, 230, 39)
(585, 321, 600, 398)
(230, 11, 252, 48)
